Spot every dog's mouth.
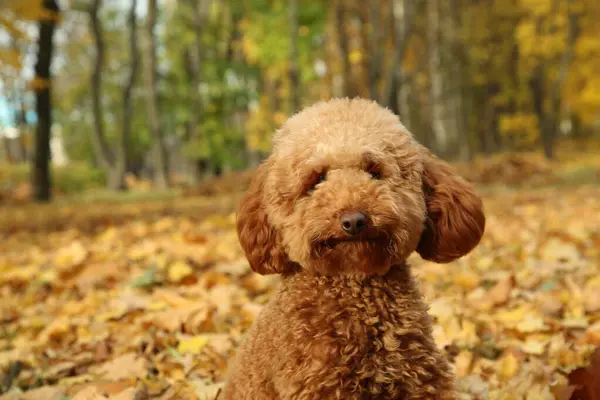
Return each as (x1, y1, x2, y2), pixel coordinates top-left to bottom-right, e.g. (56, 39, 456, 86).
(317, 233, 387, 250)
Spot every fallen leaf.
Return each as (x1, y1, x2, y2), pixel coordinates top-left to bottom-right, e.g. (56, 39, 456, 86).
(498, 352, 520, 380)
(454, 350, 473, 378)
(453, 270, 481, 290)
(72, 386, 108, 400)
(168, 261, 194, 283)
(178, 335, 210, 355)
(95, 353, 148, 381)
(479, 275, 514, 310)
(539, 237, 581, 264)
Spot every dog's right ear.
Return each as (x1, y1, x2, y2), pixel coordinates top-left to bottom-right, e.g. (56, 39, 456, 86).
(236, 161, 290, 275)
(416, 149, 485, 263)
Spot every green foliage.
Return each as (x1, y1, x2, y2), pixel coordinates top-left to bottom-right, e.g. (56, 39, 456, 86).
(53, 162, 106, 193)
(0, 162, 106, 194)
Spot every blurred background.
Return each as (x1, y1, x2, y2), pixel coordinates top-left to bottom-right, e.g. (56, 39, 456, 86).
(1, 1, 600, 399)
(1, 0, 599, 201)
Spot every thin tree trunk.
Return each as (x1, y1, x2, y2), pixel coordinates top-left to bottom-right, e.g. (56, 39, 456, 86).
(184, 0, 211, 183)
(289, 0, 300, 112)
(16, 96, 29, 162)
(448, 0, 470, 161)
(112, 0, 139, 190)
(334, 0, 352, 97)
(88, 0, 114, 171)
(427, 0, 448, 154)
(2, 135, 14, 164)
(145, 0, 169, 188)
(32, 0, 60, 202)
(367, 0, 382, 99)
(530, 1, 577, 160)
(545, 0, 578, 159)
(380, 0, 421, 107)
(396, 70, 412, 128)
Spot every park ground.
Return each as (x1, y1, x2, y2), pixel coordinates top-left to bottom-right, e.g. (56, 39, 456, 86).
(0, 150, 600, 399)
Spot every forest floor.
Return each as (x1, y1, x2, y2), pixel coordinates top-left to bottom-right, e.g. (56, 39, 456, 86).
(1, 154, 600, 399)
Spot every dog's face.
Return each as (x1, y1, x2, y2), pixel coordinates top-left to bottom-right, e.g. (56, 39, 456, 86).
(237, 99, 485, 277)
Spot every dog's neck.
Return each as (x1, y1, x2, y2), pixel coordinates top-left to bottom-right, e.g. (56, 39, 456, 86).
(282, 261, 411, 284)
(278, 261, 425, 316)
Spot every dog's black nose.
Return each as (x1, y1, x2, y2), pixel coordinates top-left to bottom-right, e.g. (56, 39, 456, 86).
(340, 212, 367, 236)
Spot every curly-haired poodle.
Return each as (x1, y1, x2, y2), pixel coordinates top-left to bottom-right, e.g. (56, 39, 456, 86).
(221, 98, 485, 399)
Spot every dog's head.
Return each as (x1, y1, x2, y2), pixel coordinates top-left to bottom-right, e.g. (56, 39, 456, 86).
(237, 98, 485, 277)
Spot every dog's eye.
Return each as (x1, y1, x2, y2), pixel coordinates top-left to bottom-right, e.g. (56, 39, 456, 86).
(370, 171, 381, 180)
(316, 173, 326, 184)
(304, 171, 327, 195)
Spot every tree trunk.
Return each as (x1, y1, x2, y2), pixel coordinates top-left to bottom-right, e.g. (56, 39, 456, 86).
(396, 70, 412, 129)
(334, 0, 353, 98)
(182, 0, 211, 184)
(111, 0, 139, 190)
(530, 64, 553, 159)
(380, 0, 421, 107)
(88, 0, 114, 172)
(289, 0, 300, 113)
(32, 0, 60, 203)
(145, 0, 169, 188)
(2, 136, 14, 164)
(367, 0, 382, 100)
(447, 0, 470, 161)
(427, 0, 448, 154)
(545, 0, 579, 159)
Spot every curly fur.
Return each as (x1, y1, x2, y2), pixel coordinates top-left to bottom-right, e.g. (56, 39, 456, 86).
(222, 98, 485, 399)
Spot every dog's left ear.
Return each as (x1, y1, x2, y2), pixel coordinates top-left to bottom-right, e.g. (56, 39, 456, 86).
(416, 149, 485, 263)
(236, 161, 291, 275)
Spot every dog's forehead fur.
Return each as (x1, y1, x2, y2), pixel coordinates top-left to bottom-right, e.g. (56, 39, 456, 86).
(272, 98, 417, 161)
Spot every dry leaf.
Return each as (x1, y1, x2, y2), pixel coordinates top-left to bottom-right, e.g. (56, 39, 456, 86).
(168, 261, 194, 283)
(178, 335, 210, 354)
(71, 386, 108, 400)
(498, 352, 520, 380)
(95, 353, 148, 381)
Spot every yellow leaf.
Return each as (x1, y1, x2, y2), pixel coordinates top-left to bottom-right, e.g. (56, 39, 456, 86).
(36, 317, 71, 345)
(54, 241, 88, 271)
(178, 335, 210, 354)
(454, 351, 473, 378)
(498, 353, 519, 380)
(97, 305, 129, 322)
(95, 352, 148, 381)
(0, 264, 39, 285)
(453, 270, 481, 289)
(521, 336, 549, 355)
(539, 237, 581, 264)
(168, 261, 194, 283)
(516, 316, 549, 333)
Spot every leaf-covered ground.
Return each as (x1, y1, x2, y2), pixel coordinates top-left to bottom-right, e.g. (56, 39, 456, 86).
(1, 184, 599, 399)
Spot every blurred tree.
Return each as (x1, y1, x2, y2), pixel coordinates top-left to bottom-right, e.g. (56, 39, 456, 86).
(87, 0, 139, 190)
(181, 0, 211, 183)
(380, 0, 422, 108)
(145, 0, 170, 188)
(524, 0, 579, 159)
(32, 0, 60, 202)
(334, 0, 353, 97)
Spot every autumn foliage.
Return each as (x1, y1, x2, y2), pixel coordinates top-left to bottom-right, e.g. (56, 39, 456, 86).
(0, 181, 598, 399)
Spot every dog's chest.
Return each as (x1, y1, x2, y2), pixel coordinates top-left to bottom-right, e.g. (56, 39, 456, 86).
(279, 272, 444, 398)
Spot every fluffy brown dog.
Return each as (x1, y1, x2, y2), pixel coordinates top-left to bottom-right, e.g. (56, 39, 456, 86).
(221, 98, 485, 399)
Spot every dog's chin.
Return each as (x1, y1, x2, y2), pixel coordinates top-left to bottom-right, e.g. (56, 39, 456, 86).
(310, 235, 394, 276)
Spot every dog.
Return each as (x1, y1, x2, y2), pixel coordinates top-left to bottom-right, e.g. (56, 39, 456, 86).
(221, 98, 485, 399)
